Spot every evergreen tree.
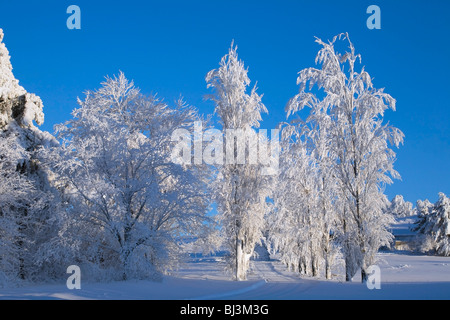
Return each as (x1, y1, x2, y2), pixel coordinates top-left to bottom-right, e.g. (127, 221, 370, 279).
(414, 193, 450, 256)
(0, 29, 57, 285)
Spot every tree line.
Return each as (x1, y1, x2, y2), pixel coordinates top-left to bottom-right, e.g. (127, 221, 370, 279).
(1, 29, 448, 286)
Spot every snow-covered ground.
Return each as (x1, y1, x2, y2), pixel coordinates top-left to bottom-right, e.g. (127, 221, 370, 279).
(1, 251, 450, 300)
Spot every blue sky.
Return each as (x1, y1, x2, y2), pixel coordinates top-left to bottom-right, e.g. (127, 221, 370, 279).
(0, 0, 449, 204)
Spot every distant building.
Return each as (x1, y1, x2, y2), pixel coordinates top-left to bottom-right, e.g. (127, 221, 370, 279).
(391, 216, 418, 250)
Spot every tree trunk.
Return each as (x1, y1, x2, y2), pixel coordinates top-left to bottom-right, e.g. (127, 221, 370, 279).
(235, 238, 240, 281)
(310, 243, 318, 277)
(345, 254, 353, 282)
(324, 246, 332, 280)
(299, 256, 306, 275)
(236, 238, 245, 281)
(122, 225, 132, 281)
(17, 207, 28, 280)
(122, 249, 130, 281)
(361, 268, 368, 283)
(323, 231, 332, 279)
(342, 216, 353, 282)
(325, 261, 331, 280)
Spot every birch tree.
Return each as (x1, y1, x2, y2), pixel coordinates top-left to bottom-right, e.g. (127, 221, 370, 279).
(206, 43, 271, 280)
(268, 127, 323, 277)
(285, 87, 340, 279)
(288, 33, 403, 282)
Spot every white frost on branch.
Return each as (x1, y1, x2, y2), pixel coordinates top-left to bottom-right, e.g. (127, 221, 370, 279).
(284, 33, 403, 282)
(206, 43, 272, 281)
(44, 72, 211, 280)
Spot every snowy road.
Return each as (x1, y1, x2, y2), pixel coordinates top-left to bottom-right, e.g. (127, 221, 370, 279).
(250, 260, 301, 282)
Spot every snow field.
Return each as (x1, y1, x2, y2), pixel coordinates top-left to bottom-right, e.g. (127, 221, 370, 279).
(1, 251, 449, 300)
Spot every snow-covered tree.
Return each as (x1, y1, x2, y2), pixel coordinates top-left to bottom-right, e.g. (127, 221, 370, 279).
(46, 73, 211, 280)
(0, 29, 58, 285)
(268, 128, 324, 277)
(287, 33, 403, 282)
(388, 195, 414, 218)
(414, 199, 434, 232)
(283, 70, 341, 279)
(414, 193, 450, 256)
(0, 133, 32, 284)
(431, 193, 450, 256)
(206, 43, 272, 280)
